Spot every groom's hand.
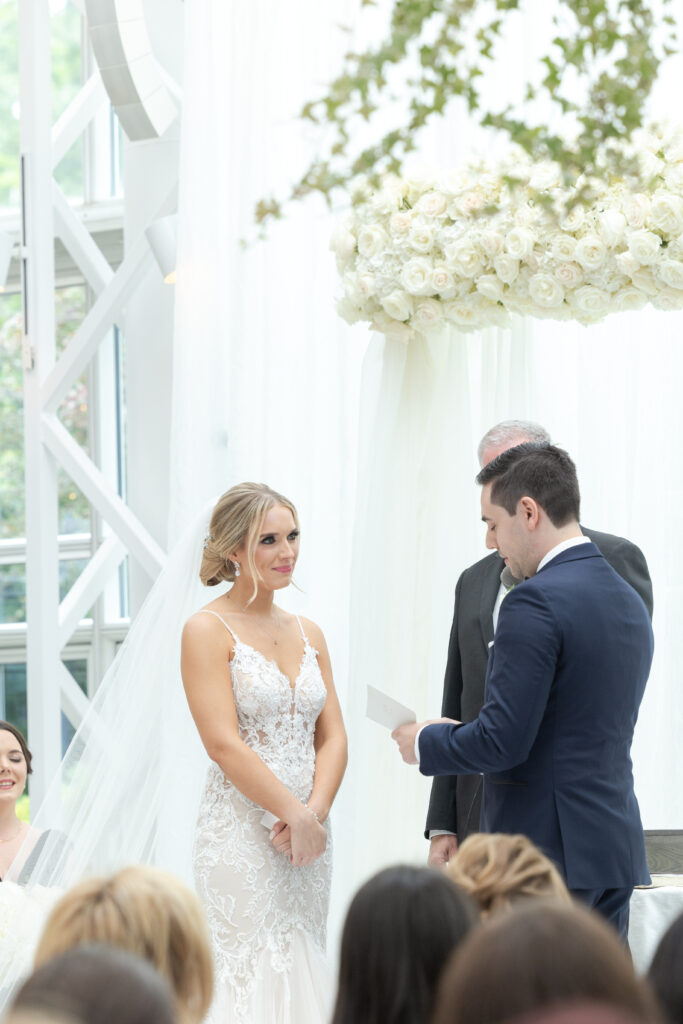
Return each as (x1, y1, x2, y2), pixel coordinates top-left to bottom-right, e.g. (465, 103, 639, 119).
(392, 718, 461, 765)
(392, 722, 421, 764)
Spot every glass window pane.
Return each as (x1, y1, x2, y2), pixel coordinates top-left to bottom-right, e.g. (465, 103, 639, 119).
(0, 563, 26, 624)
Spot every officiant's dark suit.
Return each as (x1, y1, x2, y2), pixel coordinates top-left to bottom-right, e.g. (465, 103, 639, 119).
(419, 539, 654, 902)
(424, 528, 653, 842)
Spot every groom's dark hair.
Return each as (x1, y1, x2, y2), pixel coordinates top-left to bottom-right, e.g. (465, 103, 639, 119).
(476, 442, 580, 527)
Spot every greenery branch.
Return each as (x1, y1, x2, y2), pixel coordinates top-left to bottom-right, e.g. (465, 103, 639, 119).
(254, 0, 678, 227)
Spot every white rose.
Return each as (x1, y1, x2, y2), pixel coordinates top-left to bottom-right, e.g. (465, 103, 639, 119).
(389, 212, 412, 234)
(493, 253, 520, 284)
(431, 265, 456, 295)
(612, 287, 648, 313)
(416, 191, 448, 217)
(381, 289, 414, 321)
(505, 227, 535, 260)
(371, 186, 403, 215)
(400, 257, 435, 295)
(476, 275, 504, 302)
(528, 273, 565, 308)
(663, 164, 683, 192)
(444, 240, 484, 278)
(530, 162, 561, 190)
(455, 191, 485, 216)
(664, 135, 683, 163)
(630, 267, 659, 295)
(371, 312, 414, 343)
(623, 194, 651, 229)
(413, 298, 443, 329)
(357, 274, 377, 299)
(330, 222, 356, 261)
(570, 285, 610, 320)
(656, 259, 683, 291)
(615, 251, 640, 278)
(560, 205, 585, 232)
(652, 288, 683, 311)
(357, 225, 388, 259)
(639, 150, 665, 180)
(479, 230, 505, 258)
(649, 193, 683, 237)
(409, 222, 435, 253)
(442, 294, 488, 329)
(336, 296, 365, 325)
(574, 235, 607, 271)
(550, 233, 577, 262)
(554, 262, 584, 289)
(597, 210, 627, 248)
(628, 229, 662, 265)
(512, 205, 535, 229)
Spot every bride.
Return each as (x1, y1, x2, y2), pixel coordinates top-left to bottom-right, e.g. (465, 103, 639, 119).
(0, 484, 346, 1024)
(181, 483, 347, 1023)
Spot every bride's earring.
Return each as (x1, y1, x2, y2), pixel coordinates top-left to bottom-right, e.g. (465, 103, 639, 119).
(233, 560, 240, 578)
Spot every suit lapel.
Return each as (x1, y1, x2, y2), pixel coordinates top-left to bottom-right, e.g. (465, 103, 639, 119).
(479, 554, 503, 648)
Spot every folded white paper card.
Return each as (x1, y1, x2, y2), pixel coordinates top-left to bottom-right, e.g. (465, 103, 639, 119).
(261, 810, 278, 829)
(366, 684, 416, 730)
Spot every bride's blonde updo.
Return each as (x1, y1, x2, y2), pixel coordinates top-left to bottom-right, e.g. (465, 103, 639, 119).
(200, 483, 299, 595)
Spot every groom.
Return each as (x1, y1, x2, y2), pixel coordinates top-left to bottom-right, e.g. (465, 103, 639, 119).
(425, 420, 653, 865)
(393, 443, 653, 936)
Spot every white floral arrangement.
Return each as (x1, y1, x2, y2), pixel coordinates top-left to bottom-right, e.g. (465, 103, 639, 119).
(332, 125, 683, 341)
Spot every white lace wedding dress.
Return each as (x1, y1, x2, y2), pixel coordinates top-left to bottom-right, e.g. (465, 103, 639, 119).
(192, 612, 333, 1024)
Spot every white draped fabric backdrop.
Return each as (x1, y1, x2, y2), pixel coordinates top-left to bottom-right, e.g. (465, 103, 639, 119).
(172, 0, 683, 954)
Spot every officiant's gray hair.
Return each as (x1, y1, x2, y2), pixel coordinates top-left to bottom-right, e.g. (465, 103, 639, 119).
(478, 420, 550, 466)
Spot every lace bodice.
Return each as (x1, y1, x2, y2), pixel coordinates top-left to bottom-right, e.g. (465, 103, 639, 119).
(229, 636, 326, 799)
(192, 611, 332, 1023)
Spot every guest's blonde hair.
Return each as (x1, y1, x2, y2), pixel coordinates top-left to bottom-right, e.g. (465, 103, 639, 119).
(447, 833, 570, 915)
(34, 865, 213, 1024)
(199, 482, 298, 604)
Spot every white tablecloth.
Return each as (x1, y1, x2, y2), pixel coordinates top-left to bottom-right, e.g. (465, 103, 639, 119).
(628, 877, 683, 972)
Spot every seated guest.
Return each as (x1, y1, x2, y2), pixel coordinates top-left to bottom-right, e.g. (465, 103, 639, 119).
(6, 944, 176, 1024)
(648, 910, 683, 1024)
(0, 722, 67, 885)
(447, 833, 571, 915)
(331, 864, 478, 1024)
(432, 902, 660, 1024)
(33, 865, 212, 1024)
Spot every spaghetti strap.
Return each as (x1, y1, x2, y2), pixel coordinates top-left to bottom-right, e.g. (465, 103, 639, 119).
(197, 609, 239, 643)
(294, 614, 308, 644)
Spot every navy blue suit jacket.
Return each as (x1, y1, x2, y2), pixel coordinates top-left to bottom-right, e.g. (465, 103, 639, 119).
(419, 542, 653, 889)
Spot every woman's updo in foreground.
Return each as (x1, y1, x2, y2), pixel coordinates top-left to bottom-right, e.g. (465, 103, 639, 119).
(447, 833, 570, 916)
(200, 483, 298, 588)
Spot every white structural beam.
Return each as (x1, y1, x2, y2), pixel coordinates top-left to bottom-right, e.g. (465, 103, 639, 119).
(58, 533, 127, 649)
(42, 233, 153, 413)
(42, 414, 167, 580)
(52, 72, 108, 168)
(18, 0, 62, 810)
(59, 662, 91, 731)
(53, 181, 114, 294)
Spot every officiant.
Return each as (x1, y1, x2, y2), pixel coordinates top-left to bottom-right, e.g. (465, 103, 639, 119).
(393, 443, 653, 938)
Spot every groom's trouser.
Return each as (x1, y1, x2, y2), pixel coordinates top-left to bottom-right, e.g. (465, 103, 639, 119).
(571, 886, 632, 943)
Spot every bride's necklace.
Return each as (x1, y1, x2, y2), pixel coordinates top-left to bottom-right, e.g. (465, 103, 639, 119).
(0, 822, 24, 843)
(225, 593, 283, 646)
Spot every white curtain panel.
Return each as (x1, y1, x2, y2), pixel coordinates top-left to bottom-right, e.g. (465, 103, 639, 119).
(171, 0, 683, 955)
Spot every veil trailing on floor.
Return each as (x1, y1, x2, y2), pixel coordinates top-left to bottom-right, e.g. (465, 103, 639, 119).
(0, 501, 220, 1009)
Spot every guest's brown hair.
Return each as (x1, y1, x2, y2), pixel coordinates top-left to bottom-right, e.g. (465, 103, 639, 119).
(432, 902, 660, 1024)
(0, 720, 33, 774)
(34, 866, 212, 1024)
(447, 833, 570, 915)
